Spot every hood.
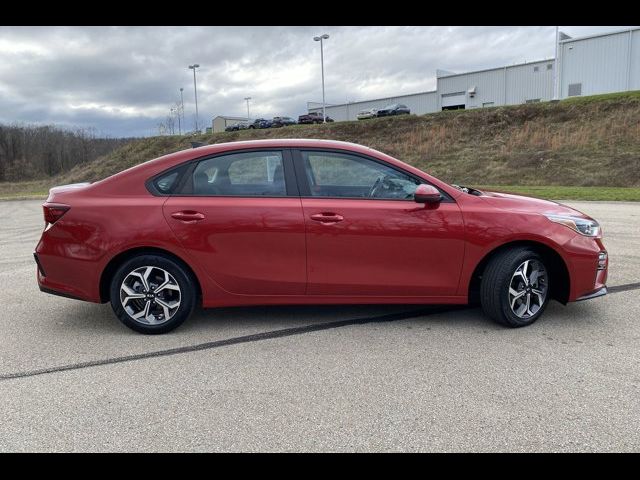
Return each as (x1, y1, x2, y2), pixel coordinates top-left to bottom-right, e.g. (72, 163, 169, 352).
(480, 190, 591, 219)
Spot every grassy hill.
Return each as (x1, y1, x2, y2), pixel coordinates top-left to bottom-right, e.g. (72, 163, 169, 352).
(2, 91, 640, 200)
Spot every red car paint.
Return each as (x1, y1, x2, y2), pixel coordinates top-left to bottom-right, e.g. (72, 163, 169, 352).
(35, 139, 607, 309)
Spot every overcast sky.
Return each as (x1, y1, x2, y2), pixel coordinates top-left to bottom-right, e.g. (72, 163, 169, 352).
(0, 25, 636, 137)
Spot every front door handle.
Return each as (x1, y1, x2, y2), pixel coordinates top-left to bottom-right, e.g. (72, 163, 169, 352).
(171, 211, 205, 222)
(310, 213, 344, 223)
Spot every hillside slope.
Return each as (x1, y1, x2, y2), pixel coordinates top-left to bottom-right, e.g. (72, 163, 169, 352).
(23, 91, 640, 189)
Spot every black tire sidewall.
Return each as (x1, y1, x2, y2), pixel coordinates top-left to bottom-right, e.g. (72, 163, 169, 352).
(109, 254, 196, 334)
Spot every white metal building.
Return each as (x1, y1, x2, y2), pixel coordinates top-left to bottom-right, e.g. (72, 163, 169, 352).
(559, 28, 640, 98)
(309, 27, 640, 122)
(212, 115, 248, 133)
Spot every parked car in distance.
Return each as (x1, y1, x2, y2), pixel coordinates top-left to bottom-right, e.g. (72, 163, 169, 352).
(271, 116, 297, 128)
(224, 122, 247, 132)
(298, 112, 334, 124)
(36, 139, 608, 334)
(376, 103, 411, 117)
(248, 118, 272, 129)
(357, 108, 378, 120)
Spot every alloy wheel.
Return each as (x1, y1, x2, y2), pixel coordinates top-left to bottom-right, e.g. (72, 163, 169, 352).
(119, 266, 181, 325)
(508, 259, 548, 319)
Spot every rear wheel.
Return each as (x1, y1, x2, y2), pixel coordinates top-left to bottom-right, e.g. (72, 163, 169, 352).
(109, 254, 197, 334)
(480, 248, 550, 327)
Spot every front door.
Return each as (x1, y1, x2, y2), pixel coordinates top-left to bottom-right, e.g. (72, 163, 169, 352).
(295, 149, 465, 297)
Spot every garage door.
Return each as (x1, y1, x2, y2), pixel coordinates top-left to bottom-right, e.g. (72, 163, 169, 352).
(441, 92, 466, 108)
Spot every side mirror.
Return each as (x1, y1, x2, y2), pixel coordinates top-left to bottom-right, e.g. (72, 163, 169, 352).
(414, 184, 442, 204)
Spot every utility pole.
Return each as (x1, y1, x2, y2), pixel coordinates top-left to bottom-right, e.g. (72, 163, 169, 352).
(179, 87, 185, 133)
(553, 26, 559, 100)
(244, 97, 252, 121)
(313, 34, 330, 123)
(188, 64, 200, 132)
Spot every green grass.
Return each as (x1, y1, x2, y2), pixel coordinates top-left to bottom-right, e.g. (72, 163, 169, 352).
(0, 181, 49, 200)
(477, 185, 640, 201)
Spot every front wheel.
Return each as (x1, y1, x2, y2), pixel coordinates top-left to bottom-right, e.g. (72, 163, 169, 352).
(480, 248, 550, 327)
(109, 254, 197, 334)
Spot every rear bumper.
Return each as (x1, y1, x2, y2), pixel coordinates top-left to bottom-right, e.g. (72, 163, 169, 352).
(575, 286, 608, 301)
(34, 250, 101, 303)
(38, 284, 88, 301)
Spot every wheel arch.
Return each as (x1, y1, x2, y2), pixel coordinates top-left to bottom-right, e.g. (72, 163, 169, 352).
(99, 246, 202, 304)
(468, 240, 570, 305)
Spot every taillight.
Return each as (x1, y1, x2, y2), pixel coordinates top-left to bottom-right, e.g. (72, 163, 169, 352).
(43, 203, 70, 226)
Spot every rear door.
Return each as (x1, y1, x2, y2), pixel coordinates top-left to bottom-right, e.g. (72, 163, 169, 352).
(293, 149, 465, 297)
(163, 149, 306, 295)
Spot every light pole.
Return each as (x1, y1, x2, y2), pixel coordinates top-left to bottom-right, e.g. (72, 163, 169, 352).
(170, 107, 176, 135)
(553, 26, 559, 100)
(188, 64, 200, 132)
(244, 97, 252, 122)
(179, 87, 185, 133)
(174, 105, 181, 135)
(313, 34, 329, 123)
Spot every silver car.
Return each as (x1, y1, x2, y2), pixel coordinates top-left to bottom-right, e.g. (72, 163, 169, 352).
(357, 108, 377, 120)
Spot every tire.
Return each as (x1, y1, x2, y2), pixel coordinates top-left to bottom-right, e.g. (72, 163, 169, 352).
(480, 247, 550, 328)
(109, 254, 197, 334)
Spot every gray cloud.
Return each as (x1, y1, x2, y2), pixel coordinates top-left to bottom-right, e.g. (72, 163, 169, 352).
(0, 25, 636, 137)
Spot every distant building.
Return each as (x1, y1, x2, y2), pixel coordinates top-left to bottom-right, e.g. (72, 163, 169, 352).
(212, 116, 248, 133)
(309, 27, 640, 121)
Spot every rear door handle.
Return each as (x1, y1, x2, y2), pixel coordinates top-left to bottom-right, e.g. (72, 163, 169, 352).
(310, 213, 344, 223)
(171, 211, 205, 222)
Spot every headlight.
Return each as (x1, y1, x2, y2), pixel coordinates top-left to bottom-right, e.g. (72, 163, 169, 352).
(545, 214, 601, 237)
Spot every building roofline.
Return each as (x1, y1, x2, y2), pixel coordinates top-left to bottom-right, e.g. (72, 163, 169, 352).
(309, 90, 437, 110)
(559, 26, 640, 44)
(437, 58, 555, 79)
(213, 116, 248, 121)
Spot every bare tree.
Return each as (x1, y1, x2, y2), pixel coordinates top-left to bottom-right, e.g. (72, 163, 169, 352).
(0, 123, 131, 182)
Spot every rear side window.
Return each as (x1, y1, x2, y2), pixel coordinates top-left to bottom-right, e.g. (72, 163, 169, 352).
(150, 165, 188, 195)
(155, 171, 179, 193)
(192, 151, 286, 196)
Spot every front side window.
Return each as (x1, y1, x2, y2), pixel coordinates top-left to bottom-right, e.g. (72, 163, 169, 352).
(301, 151, 420, 200)
(192, 151, 286, 196)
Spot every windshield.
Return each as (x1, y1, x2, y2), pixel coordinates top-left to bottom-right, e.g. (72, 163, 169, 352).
(451, 184, 484, 196)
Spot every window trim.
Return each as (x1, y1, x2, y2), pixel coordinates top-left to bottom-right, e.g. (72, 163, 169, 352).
(291, 148, 454, 203)
(146, 148, 299, 198)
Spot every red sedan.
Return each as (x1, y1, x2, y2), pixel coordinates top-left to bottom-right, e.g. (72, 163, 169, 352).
(35, 139, 608, 334)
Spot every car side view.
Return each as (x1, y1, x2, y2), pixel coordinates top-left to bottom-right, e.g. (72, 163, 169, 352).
(248, 118, 272, 129)
(271, 116, 297, 127)
(35, 139, 608, 334)
(298, 112, 334, 124)
(376, 103, 411, 117)
(357, 108, 378, 120)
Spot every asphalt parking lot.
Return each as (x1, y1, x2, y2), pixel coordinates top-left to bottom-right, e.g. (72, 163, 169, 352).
(0, 199, 639, 452)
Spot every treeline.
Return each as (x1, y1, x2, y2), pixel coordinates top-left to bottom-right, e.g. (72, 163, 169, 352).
(0, 124, 132, 182)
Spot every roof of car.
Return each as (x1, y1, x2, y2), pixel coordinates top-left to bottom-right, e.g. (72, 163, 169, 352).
(188, 138, 369, 154)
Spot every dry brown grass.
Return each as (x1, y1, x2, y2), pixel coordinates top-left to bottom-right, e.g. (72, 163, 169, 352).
(5, 90, 640, 193)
